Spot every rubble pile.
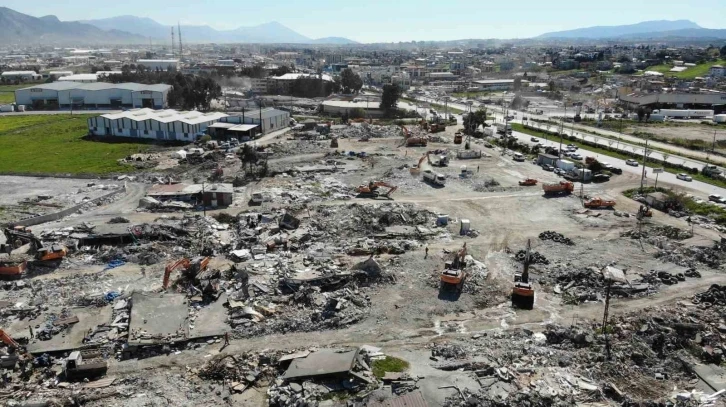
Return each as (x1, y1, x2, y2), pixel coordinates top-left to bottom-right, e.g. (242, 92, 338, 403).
(514, 249, 549, 265)
(337, 123, 408, 140)
(542, 266, 656, 304)
(692, 284, 726, 308)
(539, 231, 575, 246)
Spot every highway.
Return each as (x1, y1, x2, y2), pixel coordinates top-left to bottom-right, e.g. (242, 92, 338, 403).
(406, 94, 726, 198)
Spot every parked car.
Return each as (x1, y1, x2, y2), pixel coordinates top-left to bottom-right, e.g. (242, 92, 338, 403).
(530, 137, 539, 142)
(570, 153, 582, 160)
(626, 159, 639, 166)
(593, 173, 611, 183)
(708, 194, 725, 203)
(677, 173, 693, 182)
(542, 164, 554, 171)
(567, 144, 578, 150)
(554, 168, 565, 176)
(562, 151, 572, 157)
(609, 167, 623, 175)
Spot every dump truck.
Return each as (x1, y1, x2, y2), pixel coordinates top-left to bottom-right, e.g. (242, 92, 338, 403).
(519, 178, 538, 186)
(64, 350, 108, 381)
(430, 123, 446, 133)
(406, 136, 428, 147)
(542, 181, 574, 195)
(584, 197, 616, 208)
(0, 259, 28, 280)
(454, 132, 463, 144)
(422, 170, 446, 186)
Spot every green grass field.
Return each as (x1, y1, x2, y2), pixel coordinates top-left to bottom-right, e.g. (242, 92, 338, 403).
(644, 59, 726, 79)
(0, 84, 26, 104)
(0, 115, 148, 175)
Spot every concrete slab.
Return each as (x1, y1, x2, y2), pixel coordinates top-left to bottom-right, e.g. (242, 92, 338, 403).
(282, 349, 358, 380)
(693, 364, 726, 392)
(190, 293, 228, 339)
(24, 305, 112, 354)
(128, 292, 188, 346)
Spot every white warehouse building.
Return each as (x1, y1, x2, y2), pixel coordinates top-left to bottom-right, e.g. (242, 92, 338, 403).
(137, 59, 180, 71)
(219, 108, 290, 134)
(87, 109, 228, 142)
(15, 82, 172, 110)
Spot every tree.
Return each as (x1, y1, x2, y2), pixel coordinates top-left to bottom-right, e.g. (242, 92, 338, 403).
(637, 107, 645, 122)
(513, 77, 522, 91)
(348, 108, 365, 119)
(380, 84, 401, 114)
(721, 45, 726, 57)
(340, 68, 363, 94)
(463, 109, 487, 134)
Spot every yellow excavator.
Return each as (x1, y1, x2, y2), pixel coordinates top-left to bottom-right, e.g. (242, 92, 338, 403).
(440, 243, 468, 292)
(511, 239, 535, 309)
(354, 181, 398, 199)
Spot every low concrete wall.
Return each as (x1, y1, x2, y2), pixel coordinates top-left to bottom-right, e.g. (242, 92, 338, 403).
(9, 183, 127, 227)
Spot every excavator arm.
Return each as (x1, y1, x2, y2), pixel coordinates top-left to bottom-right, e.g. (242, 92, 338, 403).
(371, 181, 398, 197)
(163, 258, 190, 289)
(0, 329, 19, 348)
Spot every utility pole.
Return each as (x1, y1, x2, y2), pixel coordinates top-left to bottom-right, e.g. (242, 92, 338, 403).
(639, 137, 649, 193)
(171, 27, 175, 59)
(201, 181, 206, 217)
(558, 102, 566, 159)
(709, 128, 717, 162)
(178, 23, 183, 61)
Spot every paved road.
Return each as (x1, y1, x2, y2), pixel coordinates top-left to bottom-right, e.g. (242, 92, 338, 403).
(507, 128, 726, 197)
(0, 110, 122, 116)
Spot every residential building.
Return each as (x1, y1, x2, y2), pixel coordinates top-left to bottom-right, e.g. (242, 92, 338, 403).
(15, 82, 172, 110)
(267, 73, 335, 94)
(710, 65, 726, 78)
(136, 59, 180, 71)
(147, 183, 233, 208)
(87, 108, 228, 142)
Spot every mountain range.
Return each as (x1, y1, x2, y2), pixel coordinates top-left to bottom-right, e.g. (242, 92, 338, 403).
(537, 20, 726, 39)
(0, 7, 724, 46)
(0, 7, 358, 45)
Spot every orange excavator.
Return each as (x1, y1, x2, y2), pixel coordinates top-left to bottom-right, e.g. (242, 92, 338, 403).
(512, 239, 535, 309)
(355, 181, 398, 199)
(162, 257, 210, 290)
(400, 124, 428, 147)
(0, 329, 19, 349)
(440, 243, 468, 293)
(2, 228, 67, 262)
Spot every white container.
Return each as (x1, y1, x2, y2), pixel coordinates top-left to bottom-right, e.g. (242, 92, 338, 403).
(460, 219, 471, 235)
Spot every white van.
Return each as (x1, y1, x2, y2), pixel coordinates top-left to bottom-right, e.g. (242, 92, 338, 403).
(513, 153, 525, 162)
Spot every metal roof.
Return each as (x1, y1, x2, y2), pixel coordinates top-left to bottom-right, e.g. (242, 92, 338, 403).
(367, 390, 428, 407)
(99, 108, 228, 125)
(17, 82, 172, 93)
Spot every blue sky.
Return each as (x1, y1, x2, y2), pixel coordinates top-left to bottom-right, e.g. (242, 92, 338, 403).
(5, 0, 725, 42)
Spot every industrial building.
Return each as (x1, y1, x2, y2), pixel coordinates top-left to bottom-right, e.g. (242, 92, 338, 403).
(472, 79, 530, 91)
(137, 59, 180, 71)
(219, 108, 290, 134)
(57, 74, 98, 83)
(15, 82, 172, 110)
(1, 71, 42, 82)
(618, 91, 726, 112)
(320, 96, 384, 117)
(87, 108, 228, 142)
(268, 73, 335, 94)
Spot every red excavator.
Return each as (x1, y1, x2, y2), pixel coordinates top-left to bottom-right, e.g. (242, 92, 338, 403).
(355, 181, 398, 199)
(512, 239, 535, 309)
(440, 243, 468, 293)
(162, 257, 210, 290)
(2, 228, 67, 262)
(0, 329, 19, 349)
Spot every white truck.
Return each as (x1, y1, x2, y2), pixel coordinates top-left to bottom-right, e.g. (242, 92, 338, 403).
(652, 109, 714, 119)
(496, 123, 512, 135)
(423, 170, 446, 186)
(457, 150, 482, 159)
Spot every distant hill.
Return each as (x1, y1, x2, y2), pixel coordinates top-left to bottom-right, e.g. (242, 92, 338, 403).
(0, 7, 145, 45)
(80, 15, 357, 44)
(537, 20, 703, 39)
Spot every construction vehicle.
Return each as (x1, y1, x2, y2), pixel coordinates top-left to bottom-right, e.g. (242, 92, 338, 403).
(410, 153, 428, 174)
(400, 125, 428, 147)
(429, 123, 446, 133)
(0, 259, 28, 280)
(584, 197, 616, 208)
(330, 137, 339, 148)
(542, 181, 574, 195)
(519, 178, 538, 186)
(573, 104, 582, 122)
(423, 170, 446, 186)
(511, 239, 535, 309)
(354, 181, 398, 199)
(2, 228, 67, 262)
(637, 205, 653, 218)
(163, 257, 211, 290)
(0, 329, 19, 349)
(454, 132, 463, 144)
(64, 350, 108, 381)
(440, 243, 468, 292)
